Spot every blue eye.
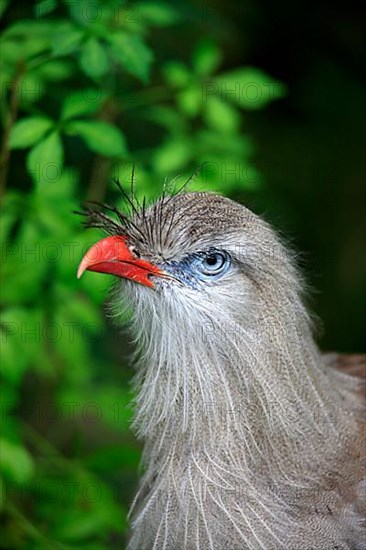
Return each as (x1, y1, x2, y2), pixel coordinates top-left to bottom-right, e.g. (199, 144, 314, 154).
(161, 249, 231, 288)
(197, 250, 231, 277)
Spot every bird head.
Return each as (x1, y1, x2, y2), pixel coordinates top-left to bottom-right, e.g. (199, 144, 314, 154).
(77, 190, 320, 443)
(77, 191, 294, 328)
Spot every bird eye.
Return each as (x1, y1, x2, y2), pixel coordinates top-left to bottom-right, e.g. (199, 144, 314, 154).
(199, 251, 230, 277)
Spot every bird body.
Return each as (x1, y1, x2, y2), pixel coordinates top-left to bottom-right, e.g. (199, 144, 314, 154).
(79, 191, 365, 549)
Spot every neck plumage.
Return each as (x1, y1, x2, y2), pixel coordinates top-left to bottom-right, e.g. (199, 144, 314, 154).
(123, 262, 361, 550)
(127, 275, 354, 482)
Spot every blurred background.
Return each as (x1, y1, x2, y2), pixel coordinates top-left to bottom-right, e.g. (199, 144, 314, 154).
(1, 0, 365, 547)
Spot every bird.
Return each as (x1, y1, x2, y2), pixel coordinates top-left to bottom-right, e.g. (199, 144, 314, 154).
(77, 188, 365, 550)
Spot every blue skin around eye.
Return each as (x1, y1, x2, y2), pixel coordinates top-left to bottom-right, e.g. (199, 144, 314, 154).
(159, 252, 232, 289)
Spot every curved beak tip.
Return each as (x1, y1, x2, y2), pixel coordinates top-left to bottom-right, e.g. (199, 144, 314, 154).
(76, 235, 162, 288)
(76, 263, 86, 279)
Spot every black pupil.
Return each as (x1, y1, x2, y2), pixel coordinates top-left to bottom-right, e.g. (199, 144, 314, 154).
(206, 255, 219, 266)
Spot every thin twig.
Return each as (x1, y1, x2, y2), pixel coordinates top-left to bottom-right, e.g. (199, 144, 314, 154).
(0, 63, 25, 197)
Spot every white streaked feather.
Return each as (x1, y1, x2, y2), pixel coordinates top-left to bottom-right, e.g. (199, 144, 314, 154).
(102, 193, 364, 550)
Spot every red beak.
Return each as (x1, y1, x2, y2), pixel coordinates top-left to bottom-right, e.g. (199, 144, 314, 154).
(77, 235, 163, 288)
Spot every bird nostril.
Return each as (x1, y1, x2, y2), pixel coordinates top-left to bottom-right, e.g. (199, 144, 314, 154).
(129, 246, 141, 258)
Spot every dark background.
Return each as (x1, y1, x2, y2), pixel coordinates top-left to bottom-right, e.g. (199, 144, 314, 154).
(213, 0, 366, 351)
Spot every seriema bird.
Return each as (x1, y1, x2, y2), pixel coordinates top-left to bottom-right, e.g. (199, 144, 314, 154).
(77, 187, 365, 550)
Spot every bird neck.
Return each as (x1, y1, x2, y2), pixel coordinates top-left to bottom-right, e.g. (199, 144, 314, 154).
(124, 278, 363, 550)
(129, 283, 353, 484)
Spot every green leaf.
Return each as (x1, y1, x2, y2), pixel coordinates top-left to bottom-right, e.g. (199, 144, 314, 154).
(61, 89, 106, 120)
(35, 59, 73, 81)
(60, 295, 100, 328)
(0, 0, 9, 18)
(0, 192, 23, 242)
(193, 39, 222, 76)
(1, 383, 18, 412)
(196, 128, 254, 158)
(9, 117, 54, 149)
(0, 222, 49, 305)
(144, 106, 187, 134)
(26, 131, 63, 185)
(177, 85, 202, 117)
(17, 74, 45, 106)
(35, 0, 57, 18)
(0, 438, 34, 484)
(2, 20, 55, 39)
(51, 22, 84, 56)
(203, 96, 240, 132)
(136, 1, 181, 26)
(1, 21, 53, 61)
(64, 0, 105, 27)
(109, 32, 153, 83)
(79, 37, 109, 79)
(65, 120, 127, 157)
(38, 167, 77, 202)
(0, 39, 23, 65)
(215, 68, 286, 110)
(163, 61, 190, 88)
(153, 139, 191, 173)
(0, 327, 27, 385)
(1, 36, 50, 63)
(0, 307, 47, 384)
